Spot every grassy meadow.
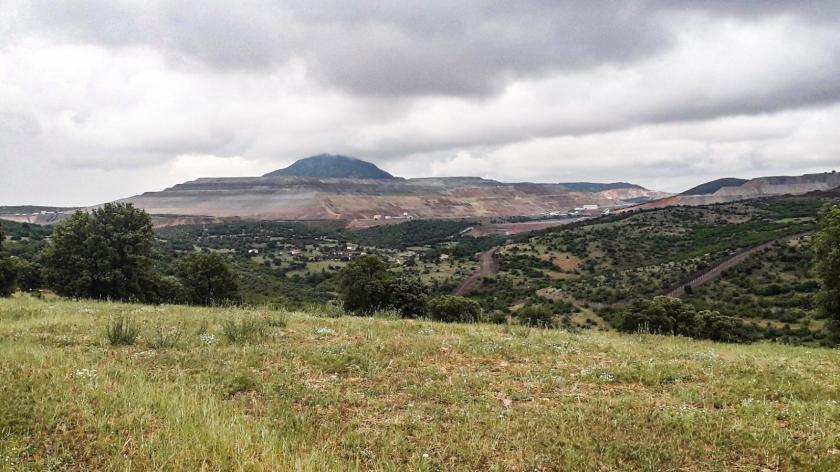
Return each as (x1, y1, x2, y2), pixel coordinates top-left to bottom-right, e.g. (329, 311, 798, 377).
(2, 295, 840, 471)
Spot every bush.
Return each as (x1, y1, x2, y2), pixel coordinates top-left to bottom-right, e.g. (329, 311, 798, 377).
(426, 296, 481, 323)
(177, 252, 241, 306)
(265, 312, 289, 328)
(618, 296, 754, 343)
(0, 257, 16, 297)
(148, 325, 182, 349)
(337, 256, 430, 317)
(224, 373, 259, 398)
(337, 256, 390, 313)
(516, 304, 555, 328)
(222, 317, 267, 344)
(106, 317, 140, 346)
(14, 259, 42, 292)
(0, 227, 17, 297)
(385, 274, 429, 318)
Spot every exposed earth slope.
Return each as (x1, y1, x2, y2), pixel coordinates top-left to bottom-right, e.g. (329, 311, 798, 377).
(119, 176, 628, 222)
(117, 156, 665, 224)
(620, 171, 840, 213)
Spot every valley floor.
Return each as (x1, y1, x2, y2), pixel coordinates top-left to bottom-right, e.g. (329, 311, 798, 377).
(1, 296, 839, 471)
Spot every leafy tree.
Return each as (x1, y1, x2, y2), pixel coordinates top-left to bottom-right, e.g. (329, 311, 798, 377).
(177, 252, 241, 306)
(337, 256, 431, 316)
(0, 227, 17, 296)
(815, 207, 840, 332)
(337, 256, 391, 313)
(516, 304, 555, 328)
(426, 296, 481, 323)
(42, 204, 160, 302)
(618, 296, 754, 343)
(13, 259, 42, 292)
(386, 274, 429, 318)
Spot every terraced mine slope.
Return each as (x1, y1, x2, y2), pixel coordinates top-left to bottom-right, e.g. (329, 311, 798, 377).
(622, 171, 840, 212)
(119, 176, 654, 223)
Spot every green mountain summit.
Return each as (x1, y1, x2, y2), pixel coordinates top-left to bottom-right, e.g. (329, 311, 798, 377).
(264, 154, 396, 179)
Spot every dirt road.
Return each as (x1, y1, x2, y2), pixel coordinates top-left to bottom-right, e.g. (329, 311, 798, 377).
(452, 248, 500, 296)
(662, 232, 812, 298)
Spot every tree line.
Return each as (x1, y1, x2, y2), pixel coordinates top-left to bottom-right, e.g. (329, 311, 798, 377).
(0, 204, 241, 305)
(2, 203, 840, 344)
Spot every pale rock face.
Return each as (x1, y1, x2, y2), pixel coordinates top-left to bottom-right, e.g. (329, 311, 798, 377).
(117, 176, 647, 223)
(618, 171, 840, 214)
(712, 173, 840, 197)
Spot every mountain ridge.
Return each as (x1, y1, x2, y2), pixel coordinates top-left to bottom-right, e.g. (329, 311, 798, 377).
(558, 182, 645, 193)
(681, 178, 748, 196)
(263, 154, 396, 179)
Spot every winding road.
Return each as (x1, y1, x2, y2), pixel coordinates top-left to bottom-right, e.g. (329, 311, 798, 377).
(661, 232, 812, 298)
(452, 248, 500, 296)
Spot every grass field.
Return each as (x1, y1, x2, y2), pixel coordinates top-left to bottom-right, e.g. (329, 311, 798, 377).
(2, 296, 840, 471)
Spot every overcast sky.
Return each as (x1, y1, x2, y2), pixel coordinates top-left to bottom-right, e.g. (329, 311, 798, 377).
(2, 0, 840, 205)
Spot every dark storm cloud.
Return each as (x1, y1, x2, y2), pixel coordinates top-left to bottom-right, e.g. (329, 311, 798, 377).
(3, 0, 840, 205)
(23, 0, 672, 96)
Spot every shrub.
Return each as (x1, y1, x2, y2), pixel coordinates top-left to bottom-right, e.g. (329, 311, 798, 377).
(177, 252, 242, 306)
(222, 317, 267, 344)
(106, 317, 140, 346)
(224, 373, 259, 398)
(306, 302, 345, 318)
(426, 296, 481, 323)
(265, 312, 289, 328)
(516, 304, 556, 328)
(148, 325, 182, 349)
(386, 274, 429, 318)
(337, 256, 430, 317)
(618, 297, 754, 343)
(337, 256, 390, 313)
(0, 227, 17, 297)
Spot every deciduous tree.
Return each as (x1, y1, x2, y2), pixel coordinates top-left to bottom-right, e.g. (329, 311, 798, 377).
(43, 204, 160, 301)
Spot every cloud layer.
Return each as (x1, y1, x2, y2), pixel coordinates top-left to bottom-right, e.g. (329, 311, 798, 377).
(1, 0, 839, 204)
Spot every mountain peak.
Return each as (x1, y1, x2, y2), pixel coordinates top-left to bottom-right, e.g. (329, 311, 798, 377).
(264, 154, 396, 179)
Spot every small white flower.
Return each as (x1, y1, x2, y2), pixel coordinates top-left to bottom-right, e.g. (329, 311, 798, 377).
(74, 368, 97, 379)
(199, 333, 217, 345)
(316, 327, 336, 335)
(598, 372, 616, 382)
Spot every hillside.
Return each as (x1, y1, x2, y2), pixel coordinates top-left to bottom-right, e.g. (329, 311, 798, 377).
(621, 171, 840, 213)
(264, 154, 396, 179)
(118, 176, 630, 223)
(2, 296, 839, 470)
(557, 182, 644, 193)
(681, 178, 748, 195)
(468, 197, 831, 342)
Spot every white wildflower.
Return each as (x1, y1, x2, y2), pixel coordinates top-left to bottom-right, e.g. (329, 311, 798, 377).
(598, 372, 616, 382)
(74, 368, 97, 379)
(316, 327, 336, 336)
(199, 333, 217, 345)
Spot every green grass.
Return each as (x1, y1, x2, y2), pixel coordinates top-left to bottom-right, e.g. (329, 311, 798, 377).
(2, 295, 840, 470)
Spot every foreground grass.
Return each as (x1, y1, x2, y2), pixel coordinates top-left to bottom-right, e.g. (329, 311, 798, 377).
(1, 297, 839, 471)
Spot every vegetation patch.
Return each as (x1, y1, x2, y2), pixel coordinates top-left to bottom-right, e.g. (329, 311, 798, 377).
(1, 296, 840, 470)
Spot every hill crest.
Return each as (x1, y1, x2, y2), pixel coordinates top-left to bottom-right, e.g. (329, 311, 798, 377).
(263, 154, 396, 179)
